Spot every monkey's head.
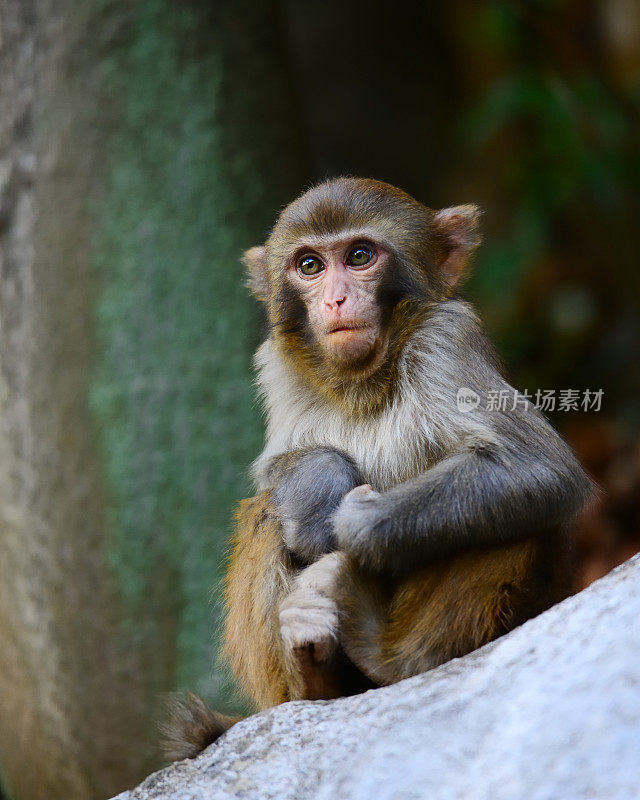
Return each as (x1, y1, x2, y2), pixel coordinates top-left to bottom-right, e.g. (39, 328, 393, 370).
(243, 177, 480, 407)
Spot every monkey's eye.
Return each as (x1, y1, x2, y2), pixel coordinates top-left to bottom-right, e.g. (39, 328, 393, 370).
(346, 245, 374, 268)
(298, 256, 324, 277)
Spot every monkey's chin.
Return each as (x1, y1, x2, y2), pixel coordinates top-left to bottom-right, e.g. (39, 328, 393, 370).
(322, 328, 384, 371)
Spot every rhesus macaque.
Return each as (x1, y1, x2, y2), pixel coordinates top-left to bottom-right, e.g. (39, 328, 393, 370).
(163, 177, 592, 759)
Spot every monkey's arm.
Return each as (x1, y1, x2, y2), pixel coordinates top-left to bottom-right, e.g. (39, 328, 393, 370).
(255, 447, 362, 564)
(333, 416, 592, 574)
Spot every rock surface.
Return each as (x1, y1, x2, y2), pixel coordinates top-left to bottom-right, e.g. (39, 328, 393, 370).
(113, 555, 640, 800)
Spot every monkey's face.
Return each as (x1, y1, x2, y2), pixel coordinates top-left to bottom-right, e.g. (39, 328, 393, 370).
(287, 234, 388, 367)
(243, 177, 481, 402)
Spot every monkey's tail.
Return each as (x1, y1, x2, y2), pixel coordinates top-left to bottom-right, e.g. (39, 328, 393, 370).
(160, 692, 242, 761)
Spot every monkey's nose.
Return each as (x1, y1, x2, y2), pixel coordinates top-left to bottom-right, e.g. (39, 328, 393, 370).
(323, 294, 347, 310)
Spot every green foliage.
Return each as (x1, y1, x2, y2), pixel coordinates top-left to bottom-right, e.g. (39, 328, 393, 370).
(461, 1, 639, 402)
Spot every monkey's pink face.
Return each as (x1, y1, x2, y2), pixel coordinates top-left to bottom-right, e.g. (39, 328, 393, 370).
(287, 235, 389, 364)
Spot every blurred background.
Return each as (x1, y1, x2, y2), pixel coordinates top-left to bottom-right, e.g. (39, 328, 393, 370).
(0, 0, 638, 798)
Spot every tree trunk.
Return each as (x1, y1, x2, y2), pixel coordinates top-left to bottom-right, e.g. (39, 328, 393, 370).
(0, 0, 306, 797)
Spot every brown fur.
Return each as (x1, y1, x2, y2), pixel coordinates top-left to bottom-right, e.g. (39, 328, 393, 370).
(337, 538, 561, 685)
(222, 492, 293, 708)
(161, 693, 241, 760)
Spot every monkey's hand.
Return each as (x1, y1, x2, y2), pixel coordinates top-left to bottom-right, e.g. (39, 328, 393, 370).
(331, 484, 387, 569)
(279, 552, 344, 663)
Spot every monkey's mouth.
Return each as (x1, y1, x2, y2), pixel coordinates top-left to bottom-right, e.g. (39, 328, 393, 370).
(326, 323, 370, 335)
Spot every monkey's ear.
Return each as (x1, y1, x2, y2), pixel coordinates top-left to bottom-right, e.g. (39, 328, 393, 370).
(433, 205, 482, 288)
(241, 246, 269, 301)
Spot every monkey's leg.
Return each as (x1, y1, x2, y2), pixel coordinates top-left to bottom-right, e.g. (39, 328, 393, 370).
(163, 492, 340, 761)
(224, 493, 355, 706)
(222, 491, 295, 708)
(339, 539, 551, 685)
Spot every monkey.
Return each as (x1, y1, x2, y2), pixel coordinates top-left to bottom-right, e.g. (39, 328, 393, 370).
(162, 177, 592, 760)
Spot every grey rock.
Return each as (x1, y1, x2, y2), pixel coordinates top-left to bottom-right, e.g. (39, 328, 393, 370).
(113, 555, 640, 800)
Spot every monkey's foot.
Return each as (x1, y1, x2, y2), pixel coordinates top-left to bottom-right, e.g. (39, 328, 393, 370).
(279, 552, 343, 663)
(279, 591, 338, 662)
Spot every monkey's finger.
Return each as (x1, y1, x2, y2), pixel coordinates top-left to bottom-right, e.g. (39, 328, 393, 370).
(279, 604, 338, 639)
(345, 484, 380, 500)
